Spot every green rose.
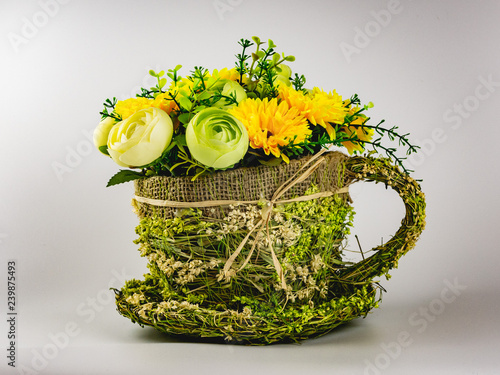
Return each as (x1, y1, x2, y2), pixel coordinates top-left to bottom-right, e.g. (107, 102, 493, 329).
(107, 107, 173, 168)
(216, 81, 247, 108)
(274, 64, 292, 86)
(186, 108, 249, 169)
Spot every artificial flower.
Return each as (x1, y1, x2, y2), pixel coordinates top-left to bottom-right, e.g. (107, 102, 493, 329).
(186, 108, 248, 169)
(114, 97, 154, 120)
(274, 64, 292, 87)
(151, 92, 178, 114)
(278, 85, 347, 139)
(93, 116, 116, 154)
(216, 81, 247, 108)
(107, 107, 173, 168)
(229, 97, 310, 162)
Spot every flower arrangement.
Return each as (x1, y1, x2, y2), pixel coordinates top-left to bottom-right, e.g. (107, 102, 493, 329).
(96, 37, 426, 344)
(94, 36, 418, 186)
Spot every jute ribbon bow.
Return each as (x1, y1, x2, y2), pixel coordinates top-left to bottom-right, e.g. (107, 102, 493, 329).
(133, 149, 348, 290)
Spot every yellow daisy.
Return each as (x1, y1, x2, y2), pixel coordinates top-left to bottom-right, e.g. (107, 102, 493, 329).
(229, 98, 311, 162)
(278, 85, 348, 139)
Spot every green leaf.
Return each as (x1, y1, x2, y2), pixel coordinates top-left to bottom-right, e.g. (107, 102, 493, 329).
(149, 70, 157, 77)
(196, 90, 212, 101)
(106, 170, 144, 187)
(179, 97, 193, 111)
(174, 134, 187, 146)
(258, 157, 282, 167)
(196, 104, 208, 111)
(178, 113, 193, 124)
(98, 145, 109, 156)
(252, 36, 261, 44)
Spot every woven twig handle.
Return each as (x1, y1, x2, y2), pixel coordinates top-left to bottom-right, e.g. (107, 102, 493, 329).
(339, 155, 426, 284)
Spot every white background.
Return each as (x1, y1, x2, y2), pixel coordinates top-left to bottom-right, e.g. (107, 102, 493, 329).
(1, 0, 499, 374)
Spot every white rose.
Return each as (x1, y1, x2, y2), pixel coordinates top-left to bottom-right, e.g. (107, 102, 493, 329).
(93, 116, 116, 154)
(107, 107, 173, 168)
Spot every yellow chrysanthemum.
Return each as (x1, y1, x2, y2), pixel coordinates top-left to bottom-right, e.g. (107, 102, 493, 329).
(278, 85, 348, 139)
(340, 108, 374, 154)
(115, 94, 177, 120)
(229, 98, 311, 162)
(114, 97, 153, 119)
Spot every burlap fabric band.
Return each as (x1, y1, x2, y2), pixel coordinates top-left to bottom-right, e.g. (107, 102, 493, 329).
(133, 151, 352, 220)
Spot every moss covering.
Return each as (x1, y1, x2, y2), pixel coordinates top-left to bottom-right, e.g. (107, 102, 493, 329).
(114, 153, 426, 344)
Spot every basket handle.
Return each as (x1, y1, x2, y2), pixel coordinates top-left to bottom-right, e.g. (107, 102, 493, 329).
(338, 155, 426, 283)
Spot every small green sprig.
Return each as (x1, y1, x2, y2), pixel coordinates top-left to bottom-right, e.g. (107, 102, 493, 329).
(166, 65, 183, 85)
(357, 121, 420, 174)
(149, 69, 167, 94)
(235, 38, 253, 83)
(291, 73, 306, 91)
(241, 36, 296, 98)
(99, 97, 121, 121)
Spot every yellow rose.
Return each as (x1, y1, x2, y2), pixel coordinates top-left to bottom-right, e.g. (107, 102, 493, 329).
(107, 107, 173, 168)
(186, 108, 248, 169)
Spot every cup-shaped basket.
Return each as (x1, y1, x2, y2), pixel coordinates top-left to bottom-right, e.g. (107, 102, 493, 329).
(114, 151, 426, 344)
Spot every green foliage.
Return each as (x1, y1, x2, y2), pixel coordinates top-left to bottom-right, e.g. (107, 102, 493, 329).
(291, 73, 306, 91)
(99, 97, 121, 121)
(98, 145, 109, 156)
(107, 170, 144, 187)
